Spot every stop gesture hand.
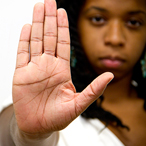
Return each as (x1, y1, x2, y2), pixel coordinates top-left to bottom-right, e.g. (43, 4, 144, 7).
(12, 0, 113, 136)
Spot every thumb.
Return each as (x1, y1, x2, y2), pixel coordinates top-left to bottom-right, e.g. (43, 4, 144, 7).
(74, 72, 114, 115)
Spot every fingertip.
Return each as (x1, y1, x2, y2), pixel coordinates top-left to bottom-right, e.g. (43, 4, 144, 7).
(33, 2, 44, 22)
(34, 2, 44, 9)
(101, 72, 114, 81)
(57, 8, 67, 13)
(22, 24, 31, 30)
(20, 24, 31, 40)
(57, 8, 68, 17)
(106, 72, 114, 81)
(94, 72, 114, 92)
(57, 8, 69, 26)
(33, 2, 44, 14)
(44, 0, 57, 15)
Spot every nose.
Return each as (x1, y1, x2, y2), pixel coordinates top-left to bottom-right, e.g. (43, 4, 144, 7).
(104, 20, 125, 47)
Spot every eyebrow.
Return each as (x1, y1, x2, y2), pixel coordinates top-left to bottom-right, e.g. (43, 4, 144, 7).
(83, 6, 108, 14)
(128, 10, 146, 16)
(83, 6, 146, 17)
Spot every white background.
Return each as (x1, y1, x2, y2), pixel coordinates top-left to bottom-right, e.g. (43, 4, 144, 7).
(0, 0, 44, 105)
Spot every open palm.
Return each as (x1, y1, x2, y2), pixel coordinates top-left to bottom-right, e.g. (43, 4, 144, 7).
(12, 0, 113, 136)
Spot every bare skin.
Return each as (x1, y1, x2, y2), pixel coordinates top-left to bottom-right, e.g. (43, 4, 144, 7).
(102, 78, 146, 146)
(77, 0, 146, 145)
(11, 0, 113, 141)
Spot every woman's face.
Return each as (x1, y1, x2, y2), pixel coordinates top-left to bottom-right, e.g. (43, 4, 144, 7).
(78, 0, 146, 79)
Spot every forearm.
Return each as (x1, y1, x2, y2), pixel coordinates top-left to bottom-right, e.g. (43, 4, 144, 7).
(0, 105, 59, 146)
(10, 115, 59, 146)
(0, 105, 15, 146)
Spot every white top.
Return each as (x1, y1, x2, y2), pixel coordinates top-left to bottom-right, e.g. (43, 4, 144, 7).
(0, 95, 125, 146)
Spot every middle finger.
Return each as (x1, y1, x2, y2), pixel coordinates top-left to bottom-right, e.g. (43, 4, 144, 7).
(43, 0, 57, 56)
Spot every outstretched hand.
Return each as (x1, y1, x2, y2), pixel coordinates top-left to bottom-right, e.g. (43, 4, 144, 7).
(12, 0, 113, 136)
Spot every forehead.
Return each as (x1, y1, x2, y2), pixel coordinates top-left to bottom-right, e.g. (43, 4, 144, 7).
(82, 0, 146, 14)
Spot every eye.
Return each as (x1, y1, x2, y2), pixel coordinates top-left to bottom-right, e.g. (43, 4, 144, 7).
(89, 16, 106, 25)
(127, 19, 142, 28)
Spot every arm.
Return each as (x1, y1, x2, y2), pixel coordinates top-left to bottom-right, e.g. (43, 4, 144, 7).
(0, 105, 58, 146)
(0, 0, 113, 145)
(10, 114, 59, 146)
(0, 105, 15, 146)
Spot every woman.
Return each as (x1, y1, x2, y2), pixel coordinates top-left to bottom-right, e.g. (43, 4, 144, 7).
(0, 0, 146, 145)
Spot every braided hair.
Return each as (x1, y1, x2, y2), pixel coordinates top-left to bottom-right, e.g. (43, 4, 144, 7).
(56, 0, 146, 130)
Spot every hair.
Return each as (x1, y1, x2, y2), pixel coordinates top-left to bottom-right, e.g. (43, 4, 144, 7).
(56, 0, 146, 130)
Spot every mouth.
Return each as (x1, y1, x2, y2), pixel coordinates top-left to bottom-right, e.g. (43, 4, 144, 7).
(99, 57, 125, 69)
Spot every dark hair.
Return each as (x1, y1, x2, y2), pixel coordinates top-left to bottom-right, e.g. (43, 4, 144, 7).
(56, 0, 146, 130)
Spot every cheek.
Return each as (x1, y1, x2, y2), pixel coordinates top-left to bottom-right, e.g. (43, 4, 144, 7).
(128, 44, 145, 68)
(127, 30, 146, 62)
(78, 20, 103, 54)
(81, 36, 101, 62)
(79, 30, 103, 58)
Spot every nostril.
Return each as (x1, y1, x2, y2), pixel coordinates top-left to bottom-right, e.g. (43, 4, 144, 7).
(105, 33, 125, 47)
(105, 40, 124, 47)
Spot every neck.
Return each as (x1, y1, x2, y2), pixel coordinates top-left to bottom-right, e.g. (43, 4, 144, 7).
(103, 73, 137, 103)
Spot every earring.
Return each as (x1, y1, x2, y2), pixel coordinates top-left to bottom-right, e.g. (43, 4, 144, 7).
(70, 46, 77, 68)
(141, 52, 146, 78)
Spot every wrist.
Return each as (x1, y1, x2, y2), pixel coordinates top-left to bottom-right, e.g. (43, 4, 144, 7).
(10, 114, 59, 146)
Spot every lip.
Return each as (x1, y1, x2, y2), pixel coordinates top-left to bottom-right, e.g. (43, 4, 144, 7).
(99, 57, 125, 69)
